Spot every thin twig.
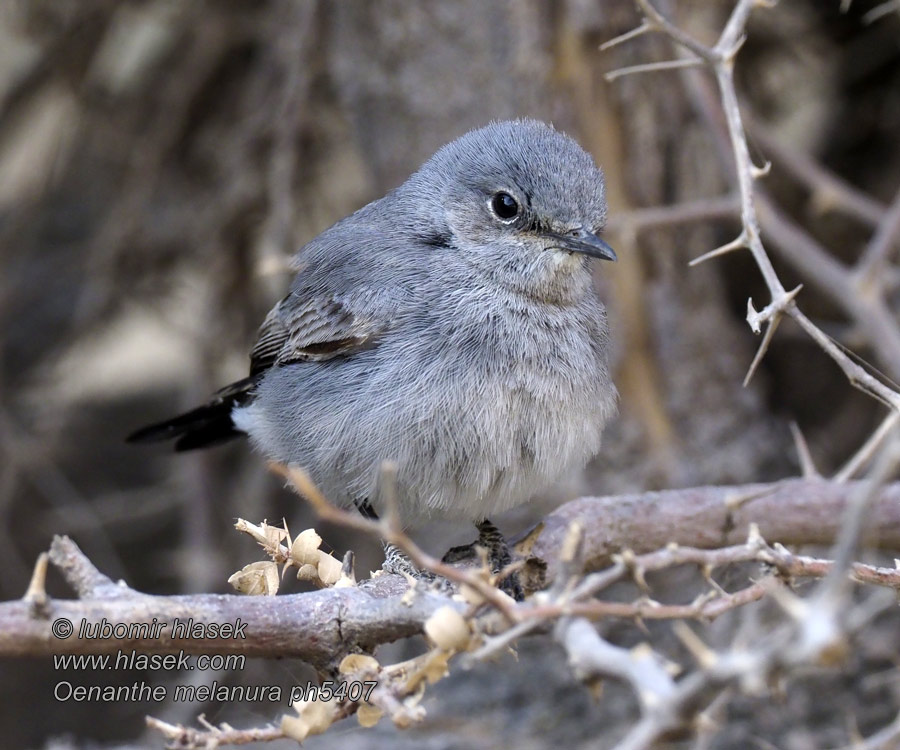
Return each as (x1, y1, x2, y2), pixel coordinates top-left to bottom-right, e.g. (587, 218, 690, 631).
(272, 463, 520, 624)
(856, 185, 900, 290)
(145, 717, 283, 749)
(608, 0, 900, 408)
(605, 195, 739, 234)
(745, 115, 886, 228)
(605, 56, 704, 82)
(835, 411, 900, 482)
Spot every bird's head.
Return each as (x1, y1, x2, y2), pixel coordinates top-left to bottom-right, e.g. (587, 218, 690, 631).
(402, 119, 615, 303)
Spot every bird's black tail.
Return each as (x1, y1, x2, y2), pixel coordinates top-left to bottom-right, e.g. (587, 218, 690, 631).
(126, 377, 256, 452)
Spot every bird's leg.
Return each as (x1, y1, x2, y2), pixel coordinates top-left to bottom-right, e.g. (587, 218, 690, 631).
(354, 498, 379, 521)
(442, 519, 524, 601)
(476, 519, 524, 601)
(353, 499, 435, 581)
(352, 502, 521, 597)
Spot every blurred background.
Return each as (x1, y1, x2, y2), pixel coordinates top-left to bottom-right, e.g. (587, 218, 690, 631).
(0, 0, 898, 748)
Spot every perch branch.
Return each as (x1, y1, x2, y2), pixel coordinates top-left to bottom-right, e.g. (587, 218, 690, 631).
(2, 479, 898, 661)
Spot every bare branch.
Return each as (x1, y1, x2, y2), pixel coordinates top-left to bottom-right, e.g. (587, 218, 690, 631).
(745, 116, 887, 228)
(633, 0, 720, 62)
(605, 195, 739, 235)
(835, 411, 900, 482)
(758, 194, 900, 382)
(556, 617, 676, 710)
(3, 479, 898, 665)
(529, 478, 900, 570)
(48, 535, 128, 600)
(604, 0, 900, 411)
(863, 0, 900, 24)
(605, 57, 704, 82)
(0, 536, 457, 665)
(145, 716, 284, 749)
(599, 20, 654, 51)
(689, 232, 747, 266)
(856, 185, 900, 290)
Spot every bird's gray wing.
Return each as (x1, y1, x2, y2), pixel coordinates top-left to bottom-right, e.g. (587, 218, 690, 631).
(248, 203, 417, 377)
(249, 293, 382, 376)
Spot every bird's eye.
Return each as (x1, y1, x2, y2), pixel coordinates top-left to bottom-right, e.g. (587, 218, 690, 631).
(490, 192, 519, 221)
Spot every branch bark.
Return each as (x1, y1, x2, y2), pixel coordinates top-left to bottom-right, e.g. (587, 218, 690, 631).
(529, 477, 900, 570)
(0, 536, 453, 664)
(1, 478, 897, 663)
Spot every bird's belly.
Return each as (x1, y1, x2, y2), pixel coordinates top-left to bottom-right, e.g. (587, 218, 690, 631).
(413, 361, 610, 520)
(237, 321, 614, 522)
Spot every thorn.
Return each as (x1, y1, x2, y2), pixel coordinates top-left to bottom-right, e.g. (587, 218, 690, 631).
(24, 552, 50, 615)
(789, 422, 820, 479)
(689, 233, 747, 266)
(746, 298, 762, 334)
(196, 714, 215, 731)
(751, 160, 772, 179)
(673, 622, 718, 669)
(724, 488, 773, 514)
(600, 20, 652, 51)
(514, 521, 545, 557)
(743, 313, 781, 386)
(721, 34, 747, 64)
(560, 520, 585, 565)
(745, 285, 802, 336)
(782, 284, 804, 305)
(605, 57, 704, 83)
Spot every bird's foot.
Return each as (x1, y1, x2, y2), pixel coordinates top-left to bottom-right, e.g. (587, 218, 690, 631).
(357, 500, 522, 599)
(354, 499, 442, 587)
(381, 542, 433, 580)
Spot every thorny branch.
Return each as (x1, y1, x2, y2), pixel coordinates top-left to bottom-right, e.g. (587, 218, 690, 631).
(606, 0, 900, 418)
(4, 474, 900, 748)
(595, 2, 900, 748)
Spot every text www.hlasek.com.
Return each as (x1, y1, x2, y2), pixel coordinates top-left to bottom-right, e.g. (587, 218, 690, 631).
(53, 651, 245, 672)
(52, 616, 289, 704)
(54, 615, 246, 674)
(52, 617, 379, 704)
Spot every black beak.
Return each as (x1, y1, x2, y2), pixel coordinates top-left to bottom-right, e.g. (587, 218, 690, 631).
(548, 227, 617, 262)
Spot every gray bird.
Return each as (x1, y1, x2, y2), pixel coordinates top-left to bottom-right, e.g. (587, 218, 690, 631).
(129, 118, 618, 593)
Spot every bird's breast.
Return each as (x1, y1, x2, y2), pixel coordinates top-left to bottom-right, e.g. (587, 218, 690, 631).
(406, 291, 614, 518)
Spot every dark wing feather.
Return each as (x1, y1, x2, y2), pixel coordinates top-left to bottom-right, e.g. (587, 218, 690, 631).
(129, 219, 397, 451)
(126, 376, 256, 449)
(249, 293, 381, 376)
(127, 293, 381, 451)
